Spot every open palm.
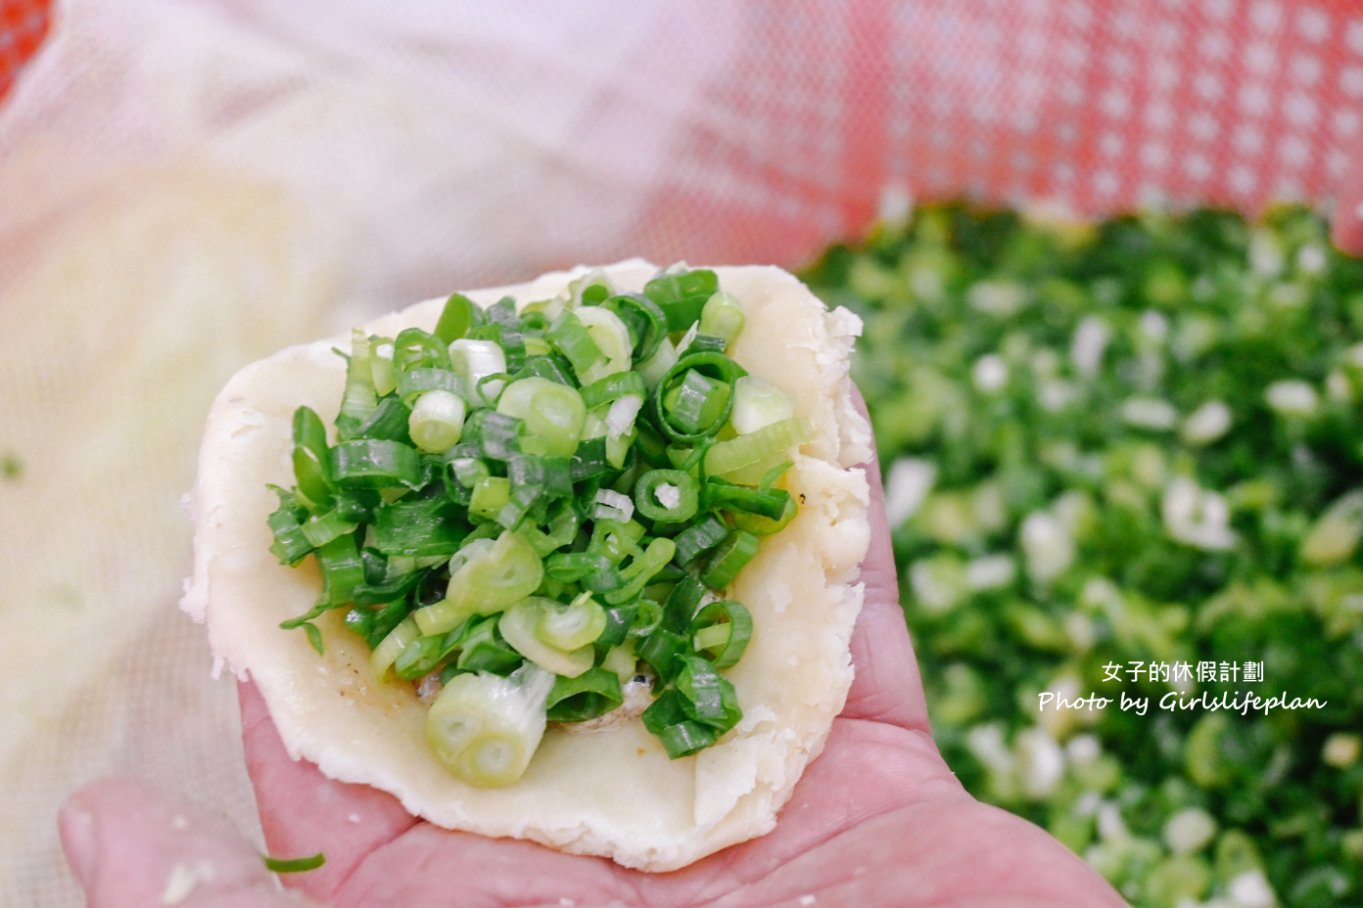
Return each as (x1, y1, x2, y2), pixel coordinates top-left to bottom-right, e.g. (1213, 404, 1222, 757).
(63, 458, 1127, 907)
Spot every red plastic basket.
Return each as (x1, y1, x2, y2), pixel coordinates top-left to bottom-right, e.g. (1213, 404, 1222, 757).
(0, 0, 51, 102)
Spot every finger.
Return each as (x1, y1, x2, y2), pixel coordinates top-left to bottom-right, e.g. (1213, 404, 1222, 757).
(239, 679, 418, 902)
(839, 387, 932, 734)
(1331, 154, 1363, 255)
(59, 776, 312, 908)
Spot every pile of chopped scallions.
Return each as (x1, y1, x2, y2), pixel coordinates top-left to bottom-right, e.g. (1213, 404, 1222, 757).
(267, 267, 806, 787)
(804, 203, 1363, 908)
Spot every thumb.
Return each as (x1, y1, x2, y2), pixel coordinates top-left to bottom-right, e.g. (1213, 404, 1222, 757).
(59, 777, 317, 907)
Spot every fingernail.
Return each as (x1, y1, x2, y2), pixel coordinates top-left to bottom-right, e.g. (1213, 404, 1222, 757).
(59, 803, 99, 885)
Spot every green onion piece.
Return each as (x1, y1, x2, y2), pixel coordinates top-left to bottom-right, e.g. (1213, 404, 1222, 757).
(293, 405, 330, 459)
(730, 375, 796, 434)
(449, 338, 507, 407)
(534, 592, 607, 650)
(567, 268, 615, 307)
(661, 573, 705, 632)
(499, 598, 594, 677)
(315, 533, 364, 606)
(425, 663, 553, 787)
(372, 496, 468, 557)
(634, 469, 699, 523)
(415, 530, 544, 634)
(636, 337, 679, 391)
(267, 497, 313, 565)
(662, 370, 731, 438)
(336, 329, 378, 438)
(641, 689, 717, 758)
(580, 371, 647, 409)
(370, 340, 397, 396)
(629, 599, 664, 638)
(469, 476, 511, 521)
(461, 411, 518, 463)
(675, 655, 742, 730)
(702, 417, 808, 479)
(644, 268, 720, 332)
(705, 481, 791, 521)
(396, 367, 462, 404)
(673, 514, 730, 566)
(291, 445, 332, 512)
(496, 377, 586, 457)
(589, 518, 646, 565)
(353, 396, 412, 442)
(329, 439, 423, 489)
(592, 489, 634, 523)
(392, 327, 449, 373)
(409, 389, 467, 453)
(434, 293, 481, 343)
(544, 551, 620, 589)
(637, 627, 686, 681)
(455, 616, 524, 674)
(300, 510, 357, 548)
(731, 493, 798, 536)
(547, 311, 604, 378)
(653, 352, 745, 442)
(701, 529, 760, 589)
(394, 633, 448, 681)
(604, 537, 678, 606)
(263, 852, 326, 874)
(371, 615, 421, 680)
(545, 666, 624, 723)
(602, 292, 668, 361)
(699, 290, 745, 344)
(573, 306, 633, 384)
(690, 599, 752, 669)
(601, 642, 638, 682)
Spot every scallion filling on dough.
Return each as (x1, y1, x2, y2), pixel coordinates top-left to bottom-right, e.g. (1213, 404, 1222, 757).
(266, 266, 805, 786)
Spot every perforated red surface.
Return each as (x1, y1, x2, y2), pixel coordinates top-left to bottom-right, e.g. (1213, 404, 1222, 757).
(0, 0, 50, 101)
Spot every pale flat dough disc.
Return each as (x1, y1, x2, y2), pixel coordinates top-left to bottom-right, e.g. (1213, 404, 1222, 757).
(182, 260, 871, 871)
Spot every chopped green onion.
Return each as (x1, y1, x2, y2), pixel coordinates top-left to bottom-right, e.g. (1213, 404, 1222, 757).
(263, 852, 326, 874)
(674, 655, 742, 730)
(499, 598, 594, 677)
(545, 667, 624, 723)
(602, 292, 668, 360)
(371, 615, 421, 680)
(702, 416, 807, 479)
(336, 329, 378, 437)
(425, 663, 553, 787)
(653, 352, 745, 442)
(329, 439, 423, 489)
(673, 514, 730, 565)
(547, 311, 604, 378)
(449, 339, 507, 407)
(272, 267, 788, 773)
(592, 488, 634, 523)
(699, 291, 745, 345)
(573, 306, 633, 384)
(644, 268, 719, 332)
(414, 530, 544, 634)
(701, 529, 760, 589)
(641, 689, 716, 758)
(409, 389, 467, 453)
(300, 510, 357, 548)
(634, 469, 699, 523)
(690, 600, 752, 669)
(434, 293, 481, 343)
(496, 377, 586, 457)
(534, 592, 607, 650)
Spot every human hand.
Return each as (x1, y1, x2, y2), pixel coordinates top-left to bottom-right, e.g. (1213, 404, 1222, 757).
(61, 430, 1128, 907)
